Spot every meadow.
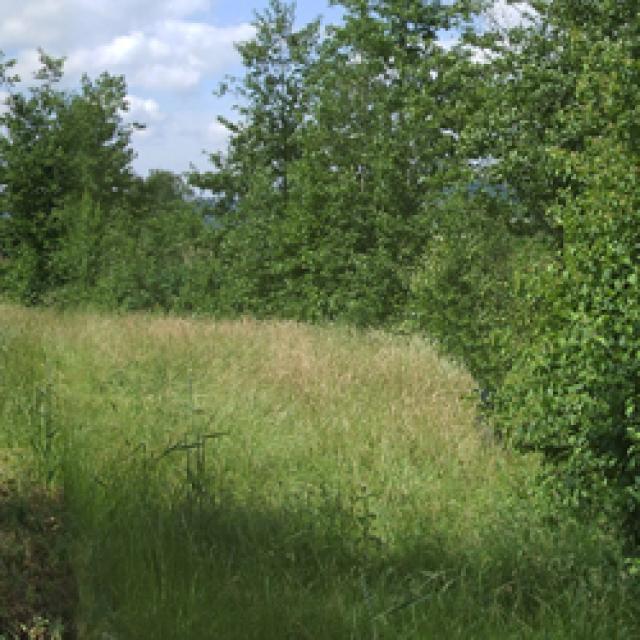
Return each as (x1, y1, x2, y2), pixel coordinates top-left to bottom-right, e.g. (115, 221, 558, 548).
(0, 304, 637, 639)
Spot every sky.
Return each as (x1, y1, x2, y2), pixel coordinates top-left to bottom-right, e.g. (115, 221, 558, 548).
(1, 0, 530, 177)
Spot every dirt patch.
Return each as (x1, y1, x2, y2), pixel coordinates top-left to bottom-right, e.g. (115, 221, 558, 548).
(0, 452, 76, 639)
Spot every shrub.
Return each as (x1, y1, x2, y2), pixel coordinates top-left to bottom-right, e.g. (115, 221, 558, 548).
(495, 138, 640, 544)
(406, 189, 551, 392)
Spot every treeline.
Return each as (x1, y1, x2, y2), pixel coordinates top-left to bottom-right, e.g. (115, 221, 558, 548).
(0, 52, 211, 311)
(1, 0, 640, 550)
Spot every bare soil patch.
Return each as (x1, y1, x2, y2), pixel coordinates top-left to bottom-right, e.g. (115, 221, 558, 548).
(0, 451, 76, 639)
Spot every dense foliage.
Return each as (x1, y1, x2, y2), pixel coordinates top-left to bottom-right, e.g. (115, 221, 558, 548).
(493, 4, 640, 545)
(1, 0, 639, 549)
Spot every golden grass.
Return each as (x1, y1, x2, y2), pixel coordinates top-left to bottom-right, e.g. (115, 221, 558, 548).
(0, 303, 493, 477)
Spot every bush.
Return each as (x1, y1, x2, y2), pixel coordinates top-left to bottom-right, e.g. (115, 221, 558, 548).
(45, 191, 212, 313)
(405, 190, 551, 392)
(494, 138, 640, 544)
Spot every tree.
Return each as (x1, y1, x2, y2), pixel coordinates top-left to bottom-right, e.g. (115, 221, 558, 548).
(89, 172, 210, 311)
(192, 0, 320, 212)
(278, 0, 484, 324)
(0, 50, 137, 301)
(190, 0, 321, 315)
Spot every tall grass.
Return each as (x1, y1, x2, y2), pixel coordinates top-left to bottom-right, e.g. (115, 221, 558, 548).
(1, 304, 637, 638)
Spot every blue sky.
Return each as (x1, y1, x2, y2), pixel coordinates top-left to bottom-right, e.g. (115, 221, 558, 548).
(1, 1, 526, 177)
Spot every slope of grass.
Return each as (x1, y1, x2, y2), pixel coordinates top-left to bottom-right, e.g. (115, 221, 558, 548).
(0, 304, 637, 638)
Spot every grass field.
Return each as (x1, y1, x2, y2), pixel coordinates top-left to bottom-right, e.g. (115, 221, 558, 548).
(0, 304, 637, 639)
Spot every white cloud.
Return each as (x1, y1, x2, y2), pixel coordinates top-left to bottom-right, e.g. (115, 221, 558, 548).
(124, 95, 164, 122)
(122, 95, 165, 140)
(207, 119, 230, 146)
(130, 111, 230, 175)
(98, 33, 146, 66)
(0, 0, 214, 50)
(66, 20, 254, 91)
(0, 0, 68, 49)
(2, 0, 257, 93)
(11, 48, 42, 84)
(485, 1, 537, 31)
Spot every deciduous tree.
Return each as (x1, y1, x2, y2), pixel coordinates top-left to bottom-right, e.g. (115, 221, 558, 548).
(0, 50, 137, 301)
